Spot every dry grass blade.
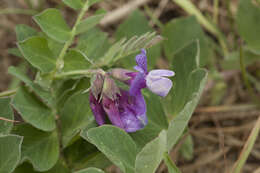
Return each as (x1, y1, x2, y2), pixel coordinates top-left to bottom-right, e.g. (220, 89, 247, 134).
(229, 116, 260, 173)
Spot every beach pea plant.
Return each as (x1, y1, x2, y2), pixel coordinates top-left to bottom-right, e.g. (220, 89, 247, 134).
(0, 0, 208, 173)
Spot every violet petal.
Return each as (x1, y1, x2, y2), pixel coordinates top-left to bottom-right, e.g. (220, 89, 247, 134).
(135, 49, 147, 73)
(129, 72, 146, 96)
(89, 92, 106, 125)
(102, 96, 124, 129)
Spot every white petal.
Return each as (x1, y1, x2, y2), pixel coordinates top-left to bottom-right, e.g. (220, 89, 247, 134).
(148, 69, 175, 77)
(146, 76, 173, 97)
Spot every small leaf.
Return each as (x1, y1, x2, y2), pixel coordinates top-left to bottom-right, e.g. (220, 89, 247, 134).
(15, 24, 38, 42)
(60, 92, 93, 147)
(8, 48, 23, 58)
(8, 66, 54, 106)
(75, 167, 105, 173)
(76, 14, 105, 35)
(34, 9, 71, 43)
(135, 130, 167, 173)
(11, 86, 56, 131)
(17, 36, 56, 73)
(236, 0, 260, 51)
(179, 134, 194, 160)
(87, 125, 137, 173)
(63, 50, 92, 72)
(0, 135, 23, 173)
(12, 124, 59, 172)
(162, 16, 210, 66)
(0, 98, 14, 135)
(88, 0, 103, 6)
(63, 0, 83, 10)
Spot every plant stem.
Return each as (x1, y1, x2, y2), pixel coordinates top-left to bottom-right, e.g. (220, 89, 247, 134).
(213, 0, 219, 25)
(173, 0, 229, 57)
(54, 0, 90, 74)
(239, 46, 260, 107)
(0, 8, 38, 15)
(54, 69, 106, 79)
(163, 152, 181, 173)
(0, 88, 17, 97)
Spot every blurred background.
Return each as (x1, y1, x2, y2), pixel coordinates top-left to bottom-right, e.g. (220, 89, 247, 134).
(0, 0, 259, 173)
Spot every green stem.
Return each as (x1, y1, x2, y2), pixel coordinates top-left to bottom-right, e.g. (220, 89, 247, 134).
(0, 88, 18, 97)
(54, 0, 90, 73)
(213, 0, 219, 25)
(239, 47, 260, 107)
(163, 152, 181, 173)
(173, 0, 229, 57)
(0, 8, 38, 15)
(54, 69, 106, 79)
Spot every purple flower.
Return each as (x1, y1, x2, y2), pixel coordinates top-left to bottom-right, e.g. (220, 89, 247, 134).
(129, 49, 175, 97)
(89, 49, 174, 133)
(89, 75, 147, 132)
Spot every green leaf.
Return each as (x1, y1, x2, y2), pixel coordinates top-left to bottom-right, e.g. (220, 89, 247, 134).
(77, 28, 110, 62)
(76, 14, 105, 35)
(63, 50, 92, 72)
(8, 48, 23, 58)
(162, 16, 210, 66)
(135, 130, 167, 173)
(11, 86, 56, 131)
(64, 138, 111, 170)
(163, 41, 199, 116)
(14, 161, 70, 173)
(179, 134, 194, 160)
(0, 135, 23, 173)
(221, 49, 260, 70)
(33, 9, 71, 43)
(17, 36, 56, 73)
(237, 0, 260, 51)
(0, 98, 14, 135)
(87, 125, 137, 173)
(8, 66, 54, 106)
(12, 124, 59, 172)
(15, 24, 38, 42)
(115, 10, 152, 40)
(167, 69, 207, 150)
(131, 92, 168, 150)
(63, 0, 83, 10)
(162, 41, 207, 150)
(75, 167, 105, 173)
(60, 92, 93, 147)
(88, 0, 103, 7)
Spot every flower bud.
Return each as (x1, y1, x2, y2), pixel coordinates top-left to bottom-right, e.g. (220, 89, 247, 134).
(102, 74, 121, 101)
(109, 68, 138, 85)
(90, 73, 104, 100)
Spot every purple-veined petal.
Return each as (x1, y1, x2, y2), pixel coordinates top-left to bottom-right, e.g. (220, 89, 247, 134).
(129, 72, 146, 96)
(102, 96, 124, 129)
(135, 49, 147, 73)
(148, 69, 175, 77)
(119, 90, 147, 132)
(146, 76, 173, 97)
(89, 92, 106, 125)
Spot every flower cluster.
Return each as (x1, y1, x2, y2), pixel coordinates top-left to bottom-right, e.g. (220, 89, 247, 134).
(89, 49, 175, 132)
